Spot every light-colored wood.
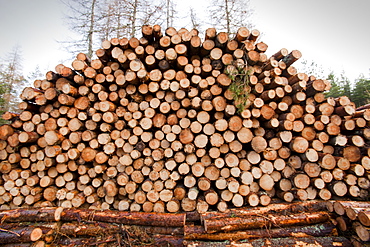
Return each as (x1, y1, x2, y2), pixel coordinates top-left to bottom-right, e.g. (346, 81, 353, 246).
(4, 24, 370, 214)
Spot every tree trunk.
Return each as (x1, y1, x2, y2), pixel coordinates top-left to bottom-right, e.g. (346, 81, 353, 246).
(184, 222, 336, 240)
(203, 211, 330, 233)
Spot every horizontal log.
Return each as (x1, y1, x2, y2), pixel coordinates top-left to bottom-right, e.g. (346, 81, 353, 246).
(0, 225, 49, 243)
(203, 211, 331, 233)
(0, 208, 59, 222)
(60, 208, 186, 227)
(0, 207, 185, 227)
(184, 222, 336, 240)
(201, 200, 328, 221)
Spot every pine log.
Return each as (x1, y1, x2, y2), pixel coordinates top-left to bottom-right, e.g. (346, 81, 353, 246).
(0, 225, 49, 243)
(203, 210, 330, 233)
(60, 208, 186, 227)
(184, 222, 336, 241)
(201, 200, 328, 222)
(355, 223, 370, 241)
(358, 209, 370, 226)
(0, 208, 59, 222)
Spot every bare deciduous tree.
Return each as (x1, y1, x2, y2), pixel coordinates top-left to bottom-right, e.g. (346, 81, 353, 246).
(129, 0, 166, 36)
(189, 7, 201, 31)
(98, 0, 129, 40)
(61, 0, 104, 58)
(208, 0, 254, 35)
(165, 0, 176, 29)
(62, 0, 166, 54)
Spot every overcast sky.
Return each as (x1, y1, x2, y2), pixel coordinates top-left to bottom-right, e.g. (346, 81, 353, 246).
(250, 0, 370, 81)
(0, 0, 71, 74)
(0, 0, 369, 82)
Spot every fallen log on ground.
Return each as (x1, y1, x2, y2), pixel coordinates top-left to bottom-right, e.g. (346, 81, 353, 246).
(184, 222, 336, 241)
(203, 211, 331, 233)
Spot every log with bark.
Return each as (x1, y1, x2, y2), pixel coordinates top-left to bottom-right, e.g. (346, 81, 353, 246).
(184, 222, 336, 241)
(327, 200, 370, 244)
(0, 207, 186, 227)
(203, 211, 331, 233)
(0, 207, 348, 247)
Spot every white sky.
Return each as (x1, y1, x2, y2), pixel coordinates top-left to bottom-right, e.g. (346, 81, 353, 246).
(250, 0, 370, 81)
(0, 0, 72, 74)
(0, 0, 369, 82)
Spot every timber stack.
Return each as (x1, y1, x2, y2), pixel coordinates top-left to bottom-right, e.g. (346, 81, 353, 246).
(327, 200, 370, 246)
(0, 24, 370, 216)
(0, 201, 354, 246)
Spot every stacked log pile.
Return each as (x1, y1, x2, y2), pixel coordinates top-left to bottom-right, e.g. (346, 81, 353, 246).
(0, 206, 185, 246)
(0, 201, 353, 246)
(327, 200, 370, 246)
(0, 24, 370, 214)
(183, 200, 353, 246)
